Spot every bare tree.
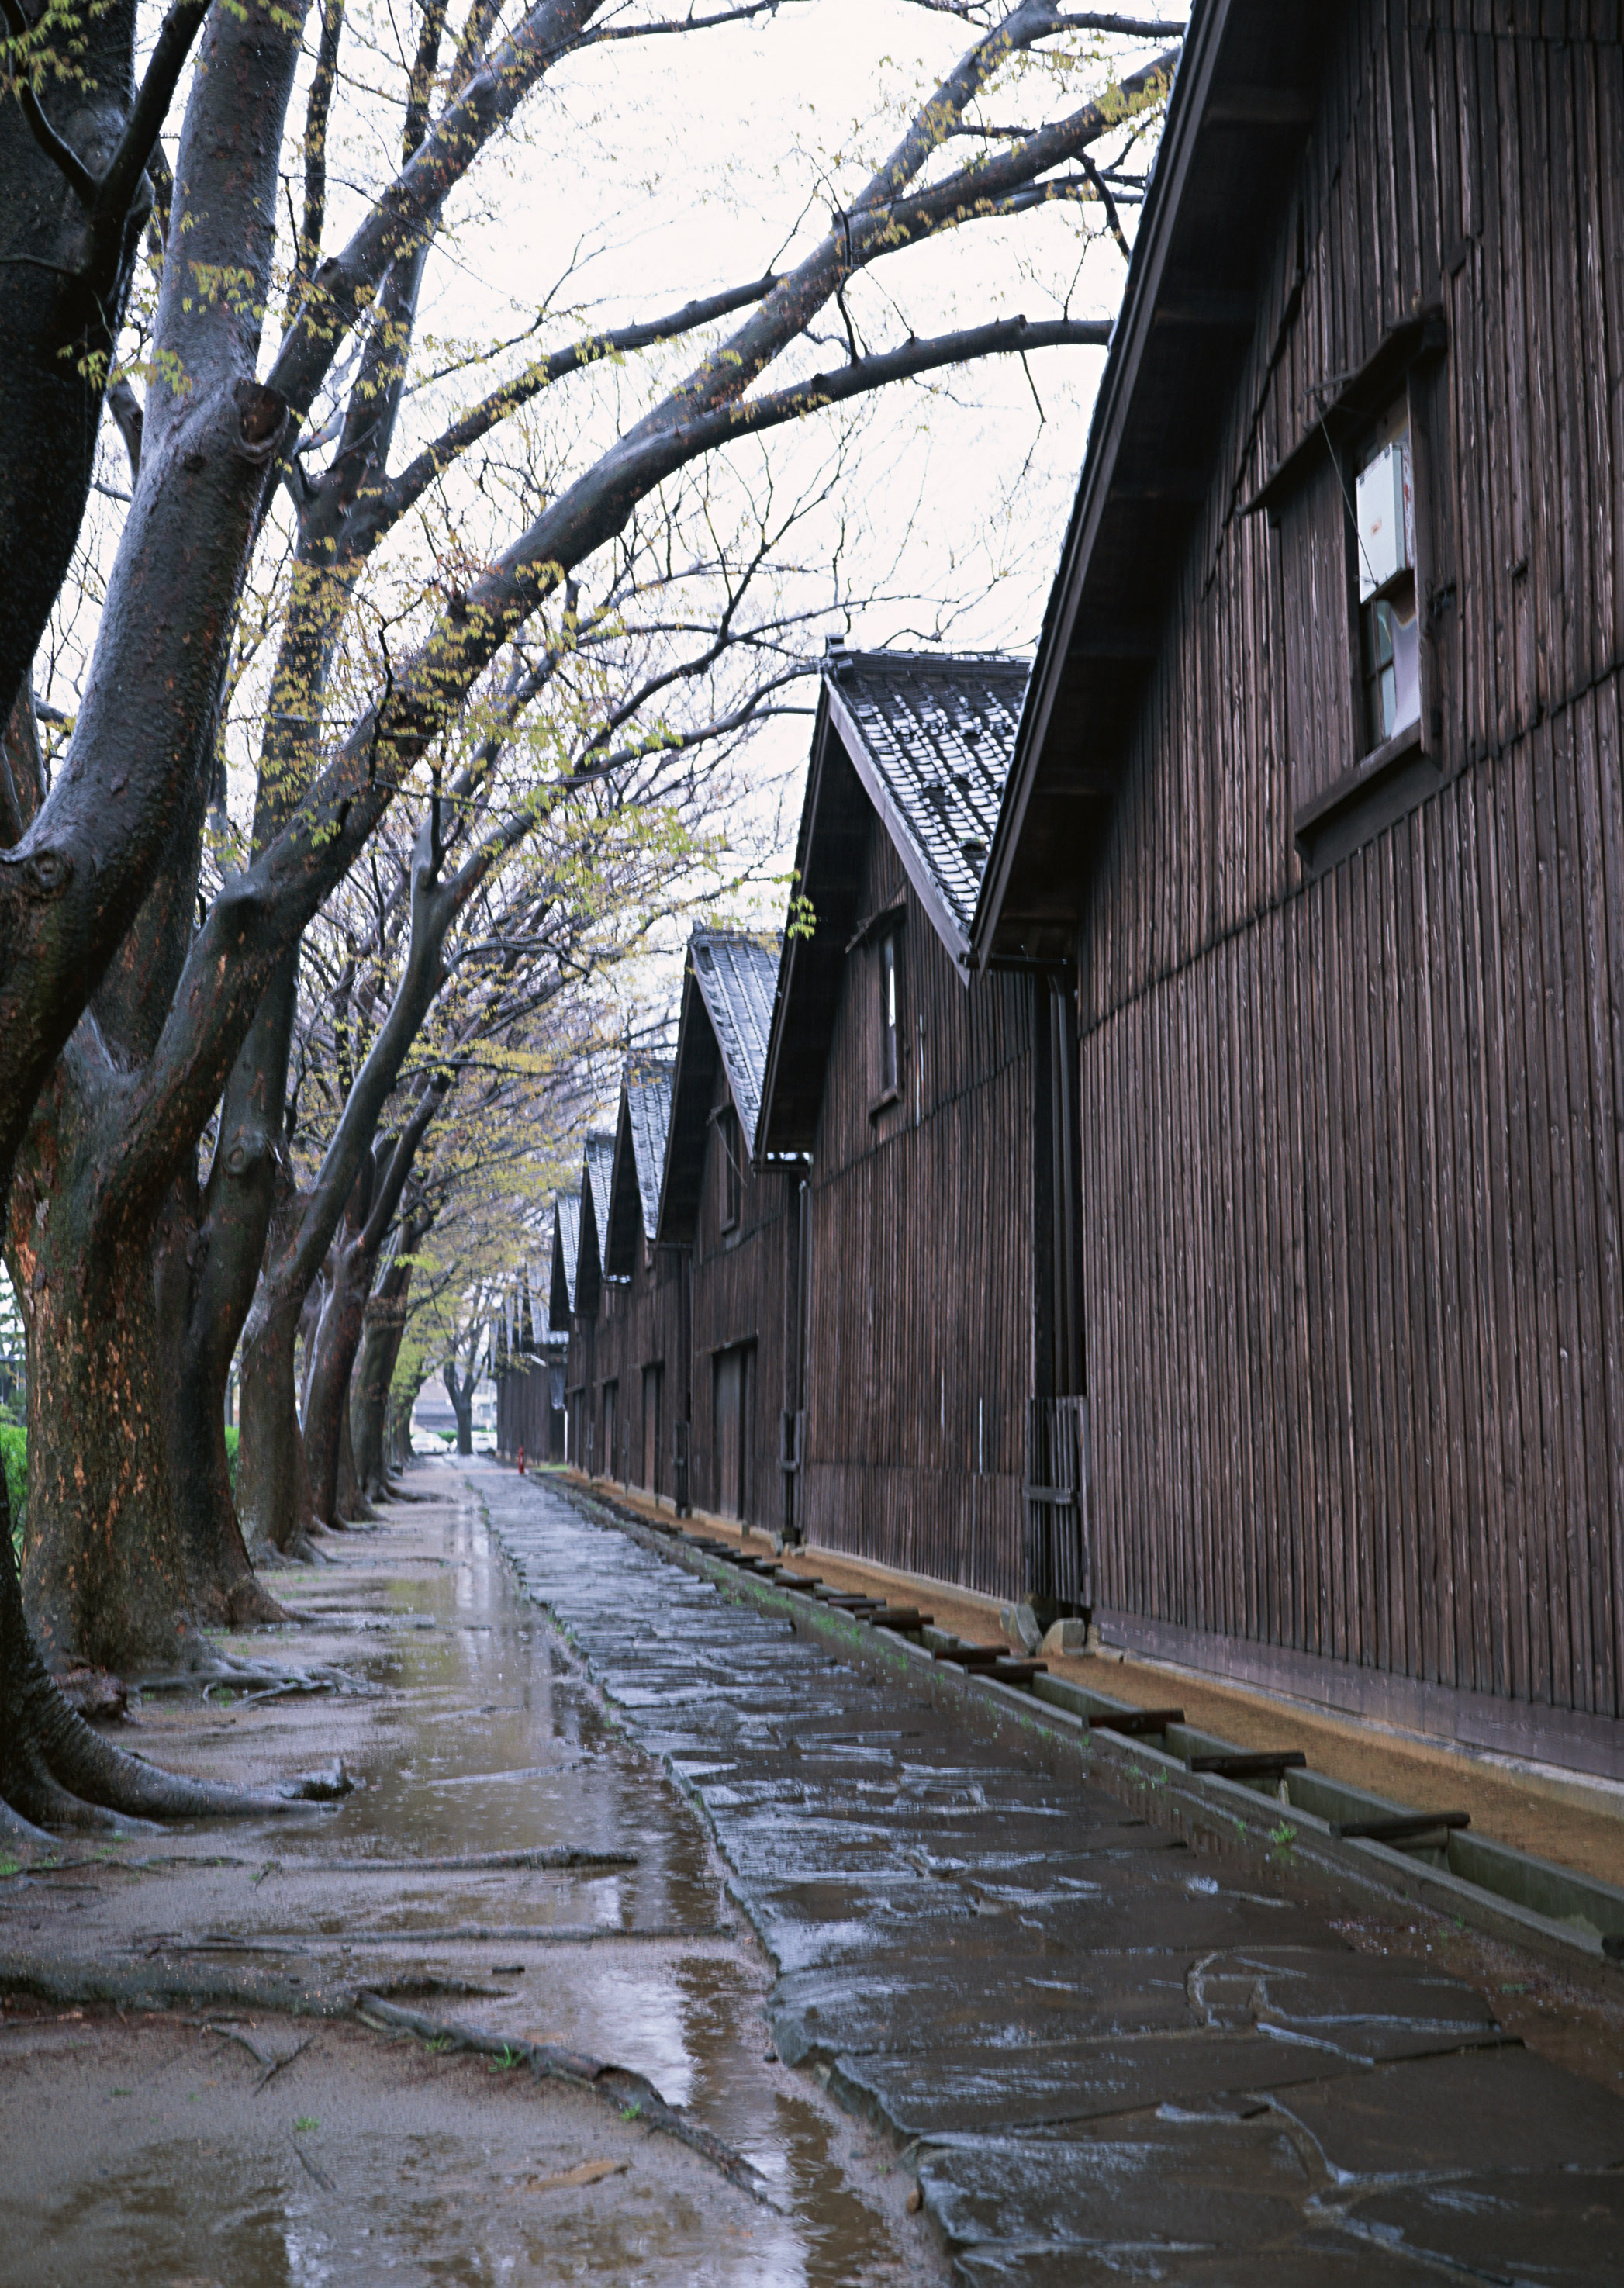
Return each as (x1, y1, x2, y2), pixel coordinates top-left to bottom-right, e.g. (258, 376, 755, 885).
(0, 0, 1177, 1823)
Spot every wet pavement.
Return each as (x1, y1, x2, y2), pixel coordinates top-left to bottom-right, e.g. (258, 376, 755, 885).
(476, 1465, 1624, 2286)
(0, 1471, 937, 2285)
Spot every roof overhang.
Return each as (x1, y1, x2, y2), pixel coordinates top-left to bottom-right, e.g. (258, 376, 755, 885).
(973, 0, 1329, 968)
(655, 958, 724, 1245)
(757, 689, 872, 1162)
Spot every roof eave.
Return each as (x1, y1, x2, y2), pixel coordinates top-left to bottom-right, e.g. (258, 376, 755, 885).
(822, 679, 975, 975)
(971, 0, 1228, 968)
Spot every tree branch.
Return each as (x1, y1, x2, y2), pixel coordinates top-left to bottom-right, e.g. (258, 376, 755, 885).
(96, 0, 213, 223)
(270, 0, 606, 420)
(369, 273, 783, 535)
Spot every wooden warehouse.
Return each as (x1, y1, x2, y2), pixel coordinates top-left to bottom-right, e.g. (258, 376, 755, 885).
(656, 932, 792, 1529)
(976, 0, 1624, 1775)
(601, 1059, 685, 1504)
(493, 1256, 565, 1465)
(757, 648, 1087, 1603)
(560, 1132, 617, 1478)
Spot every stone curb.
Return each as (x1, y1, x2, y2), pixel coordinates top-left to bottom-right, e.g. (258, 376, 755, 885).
(567, 1486, 1624, 1991)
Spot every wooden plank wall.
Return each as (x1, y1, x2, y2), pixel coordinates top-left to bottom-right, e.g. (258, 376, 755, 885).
(564, 1315, 596, 1471)
(801, 816, 1037, 1601)
(607, 1241, 686, 1500)
(1078, 2, 1624, 1724)
(688, 1066, 794, 1529)
(496, 1356, 563, 1463)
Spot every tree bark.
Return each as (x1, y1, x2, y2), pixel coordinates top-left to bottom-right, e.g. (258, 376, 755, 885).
(444, 1360, 475, 1457)
(302, 1172, 372, 1527)
(8, 1048, 199, 1672)
(351, 1229, 421, 1498)
(152, 1173, 286, 1626)
(236, 1163, 316, 1556)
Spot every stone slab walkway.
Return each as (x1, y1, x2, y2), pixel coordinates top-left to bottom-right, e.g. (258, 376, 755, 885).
(0, 1469, 935, 2286)
(480, 1466, 1624, 2286)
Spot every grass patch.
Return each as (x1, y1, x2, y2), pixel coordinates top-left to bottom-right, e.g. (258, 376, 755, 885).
(2, 1422, 25, 1557)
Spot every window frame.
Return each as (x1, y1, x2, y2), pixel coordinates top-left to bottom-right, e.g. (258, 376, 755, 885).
(869, 920, 905, 1118)
(716, 1101, 743, 1233)
(1254, 309, 1450, 868)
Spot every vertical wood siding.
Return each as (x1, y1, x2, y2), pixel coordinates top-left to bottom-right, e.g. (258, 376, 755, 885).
(687, 1065, 793, 1529)
(801, 817, 1037, 1600)
(1080, 3, 1624, 1724)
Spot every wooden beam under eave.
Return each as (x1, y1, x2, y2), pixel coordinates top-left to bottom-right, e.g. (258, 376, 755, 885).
(1063, 624, 1160, 662)
(1151, 289, 1255, 331)
(1202, 85, 1317, 128)
(1107, 470, 1209, 503)
(1041, 766, 1115, 801)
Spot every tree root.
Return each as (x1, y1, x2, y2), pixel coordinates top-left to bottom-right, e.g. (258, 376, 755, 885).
(133, 1654, 375, 1706)
(0, 1954, 769, 2206)
(226, 1576, 292, 1628)
(2, 1526, 352, 1829)
(353, 1992, 772, 2203)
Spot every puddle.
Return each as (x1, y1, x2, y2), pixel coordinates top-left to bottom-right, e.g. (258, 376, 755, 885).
(0, 2017, 905, 2286)
(0, 1474, 937, 2286)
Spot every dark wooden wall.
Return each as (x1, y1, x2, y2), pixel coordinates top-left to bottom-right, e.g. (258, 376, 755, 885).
(496, 1353, 565, 1463)
(565, 1315, 597, 1473)
(603, 1239, 686, 1501)
(800, 814, 1038, 1600)
(1077, 2, 1624, 1741)
(688, 1063, 794, 1530)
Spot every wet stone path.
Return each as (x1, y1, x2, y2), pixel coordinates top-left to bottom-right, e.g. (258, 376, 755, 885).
(480, 1467, 1624, 2286)
(0, 1469, 935, 2285)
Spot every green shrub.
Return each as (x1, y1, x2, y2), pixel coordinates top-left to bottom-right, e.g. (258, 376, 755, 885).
(1, 1423, 25, 1559)
(225, 1422, 240, 1493)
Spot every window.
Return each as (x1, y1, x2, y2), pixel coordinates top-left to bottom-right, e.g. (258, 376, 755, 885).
(1259, 312, 1450, 862)
(871, 924, 902, 1111)
(717, 1103, 742, 1231)
(879, 931, 900, 1094)
(1355, 401, 1419, 752)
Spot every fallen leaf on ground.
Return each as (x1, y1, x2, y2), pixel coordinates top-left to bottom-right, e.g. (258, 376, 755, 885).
(522, 2158, 628, 2193)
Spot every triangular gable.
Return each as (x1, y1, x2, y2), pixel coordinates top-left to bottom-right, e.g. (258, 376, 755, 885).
(824, 648, 1026, 967)
(656, 932, 778, 1244)
(605, 1059, 673, 1276)
(974, 1, 1329, 966)
(757, 650, 1024, 1161)
(549, 1192, 581, 1329)
(575, 1132, 616, 1316)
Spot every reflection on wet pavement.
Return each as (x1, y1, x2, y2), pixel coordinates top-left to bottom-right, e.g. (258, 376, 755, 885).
(0, 1474, 936, 2286)
(0, 2015, 869, 2287)
(479, 1467, 1624, 2286)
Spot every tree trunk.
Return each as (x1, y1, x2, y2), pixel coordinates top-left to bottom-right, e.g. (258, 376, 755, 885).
(335, 1399, 368, 1524)
(302, 1195, 373, 1529)
(9, 1056, 199, 1674)
(351, 1221, 422, 1499)
(444, 1361, 476, 1457)
(0, 1459, 301, 1830)
(153, 1177, 286, 1626)
(237, 1284, 313, 1556)
(386, 1370, 426, 1477)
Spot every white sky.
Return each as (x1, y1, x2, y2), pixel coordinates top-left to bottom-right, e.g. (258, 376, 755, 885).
(54, 1, 1188, 1081)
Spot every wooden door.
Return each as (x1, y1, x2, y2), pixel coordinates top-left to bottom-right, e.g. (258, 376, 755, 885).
(602, 1381, 617, 1480)
(642, 1364, 662, 1495)
(714, 1346, 746, 1517)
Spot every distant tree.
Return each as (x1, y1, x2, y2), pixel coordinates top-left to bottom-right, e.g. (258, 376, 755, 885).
(0, 0, 1177, 1821)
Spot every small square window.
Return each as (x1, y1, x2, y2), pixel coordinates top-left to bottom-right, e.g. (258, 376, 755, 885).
(717, 1104, 742, 1231)
(1354, 403, 1420, 753)
(877, 928, 900, 1100)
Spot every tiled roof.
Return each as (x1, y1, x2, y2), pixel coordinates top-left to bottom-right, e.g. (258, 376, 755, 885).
(583, 1131, 615, 1269)
(625, 1062, 673, 1239)
(689, 932, 779, 1156)
(551, 1191, 581, 1324)
(823, 648, 1028, 950)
